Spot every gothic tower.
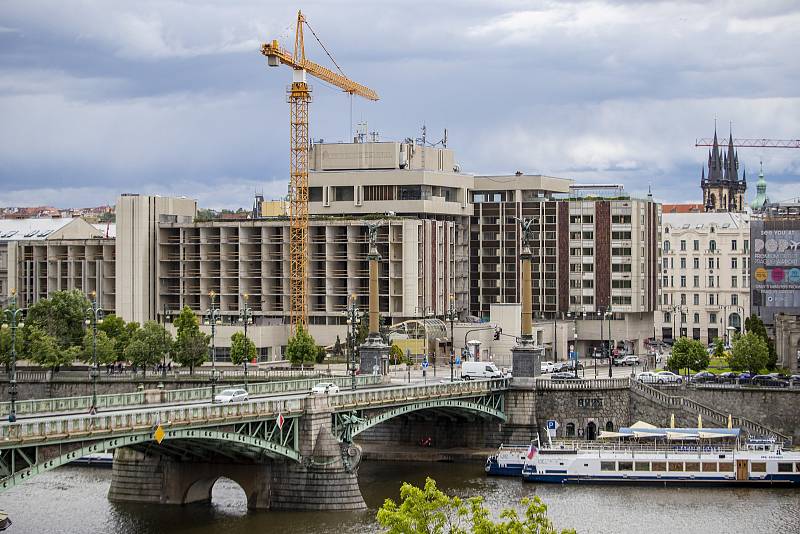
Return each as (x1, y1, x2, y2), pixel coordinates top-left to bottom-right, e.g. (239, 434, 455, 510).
(701, 128, 747, 212)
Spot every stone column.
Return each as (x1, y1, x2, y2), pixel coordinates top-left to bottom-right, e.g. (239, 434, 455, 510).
(512, 220, 543, 387)
(359, 224, 389, 375)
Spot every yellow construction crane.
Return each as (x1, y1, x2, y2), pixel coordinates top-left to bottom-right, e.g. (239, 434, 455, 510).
(261, 10, 378, 332)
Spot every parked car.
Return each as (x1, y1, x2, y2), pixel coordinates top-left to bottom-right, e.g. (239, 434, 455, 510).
(737, 372, 755, 380)
(311, 382, 340, 394)
(790, 374, 800, 385)
(690, 371, 717, 384)
(653, 371, 683, 384)
(751, 374, 788, 388)
(613, 355, 640, 367)
(540, 361, 557, 374)
(588, 348, 606, 359)
(462, 361, 503, 380)
(636, 371, 658, 383)
(717, 371, 739, 382)
(551, 371, 582, 380)
(213, 388, 249, 403)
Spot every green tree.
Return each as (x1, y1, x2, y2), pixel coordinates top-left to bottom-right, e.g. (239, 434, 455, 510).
(712, 337, 726, 360)
(26, 326, 72, 370)
(667, 337, 708, 376)
(390, 343, 404, 364)
(79, 329, 117, 365)
(744, 314, 778, 369)
(377, 478, 575, 534)
(174, 306, 200, 339)
(123, 337, 156, 373)
(173, 331, 209, 373)
(729, 332, 769, 374)
(316, 345, 327, 364)
(230, 331, 256, 366)
(333, 335, 343, 357)
(286, 325, 317, 366)
(25, 290, 91, 349)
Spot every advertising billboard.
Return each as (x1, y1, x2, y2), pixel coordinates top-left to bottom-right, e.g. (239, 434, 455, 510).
(751, 218, 800, 322)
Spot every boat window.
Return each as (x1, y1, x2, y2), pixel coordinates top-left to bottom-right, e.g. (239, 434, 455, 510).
(701, 462, 717, 472)
(777, 463, 793, 473)
(635, 462, 650, 471)
(618, 462, 633, 471)
(796, 462, 800, 472)
(684, 462, 700, 472)
(751, 462, 766, 472)
(668, 462, 684, 472)
(652, 462, 666, 471)
(718, 462, 733, 472)
(600, 462, 615, 471)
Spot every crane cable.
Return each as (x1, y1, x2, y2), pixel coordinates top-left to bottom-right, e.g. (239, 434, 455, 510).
(303, 20, 347, 79)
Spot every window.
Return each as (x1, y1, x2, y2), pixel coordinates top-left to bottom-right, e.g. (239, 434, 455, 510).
(662, 257, 669, 269)
(701, 463, 717, 472)
(601, 462, 616, 471)
(606, 421, 614, 431)
(618, 461, 633, 472)
(731, 294, 738, 306)
(777, 463, 793, 473)
(731, 276, 737, 288)
(751, 462, 766, 473)
(731, 239, 737, 251)
(652, 462, 667, 472)
(613, 263, 632, 272)
(680, 276, 686, 287)
(744, 239, 749, 252)
(662, 276, 669, 287)
(693, 258, 699, 269)
(708, 258, 714, 269)
(708, 275, 714, 288)
(680, 294, 687, 305)
(611, 279, 631, 289)
(635, 462, 651, 471)
(693, 294, 699, 306)
(709, 312, 717, 324)
(718, 462, 733, 472)
(664, 312, 671, 323)
(684, 462, 700, 472)
(731, 258, 738, 269)
(709, 294, 715, 305)
(709, 240, 716, 251)
(668, 462, 684, 472)
(693, 276, 699, 288)
(565, 423, 576, 437)
(681, 313, 687, 324)
(693, 313, 700, 323)
(680, 258, 686, 269)
(693, 240, 699, 251)
(680, 240, 686, 251)
(664, 240, 670, 252)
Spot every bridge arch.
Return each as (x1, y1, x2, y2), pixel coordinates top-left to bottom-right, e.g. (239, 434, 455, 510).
(0, 427, 301, 493)
(339, 395, 506, 441)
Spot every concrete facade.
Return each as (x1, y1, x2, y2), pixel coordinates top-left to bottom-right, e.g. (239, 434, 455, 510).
(774, 313, 800, 373)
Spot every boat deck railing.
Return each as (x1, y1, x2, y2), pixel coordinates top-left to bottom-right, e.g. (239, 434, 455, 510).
(548, 440, 736, 454)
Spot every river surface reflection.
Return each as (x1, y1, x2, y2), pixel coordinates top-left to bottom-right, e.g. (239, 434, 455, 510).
(2, 461, 799, 533)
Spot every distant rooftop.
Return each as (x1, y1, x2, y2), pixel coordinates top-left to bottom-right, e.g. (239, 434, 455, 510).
(0, 218, 105, 241)
(663, 203, 704, 214)
(663, 210, 750, 230)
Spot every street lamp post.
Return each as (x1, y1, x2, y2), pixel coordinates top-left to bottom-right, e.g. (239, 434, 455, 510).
(345, 294, 360, 391)
(567, 311, 579, 379)
(161, 303, 171, 379)
(605, 305, 613, 378)
(86, 291, 104, 414)
(239, 293, 253, 391)
(206, 290, 221, 401)
(446, 294, 457, 383)
(2, 289, 24, 422)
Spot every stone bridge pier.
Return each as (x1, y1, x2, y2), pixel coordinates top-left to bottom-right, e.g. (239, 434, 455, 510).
(107, 396, 365, 511)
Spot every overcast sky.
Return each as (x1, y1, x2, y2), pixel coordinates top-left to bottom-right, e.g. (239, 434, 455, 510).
(1, 0, 798, 209)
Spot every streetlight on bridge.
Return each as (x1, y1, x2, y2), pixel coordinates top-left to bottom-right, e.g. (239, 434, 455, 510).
(345, 294, 360, 391)
(85, 291, 104, 414)
(205, 290, 221, 401)
(239, 293, 254, 391)
(445, 294, 458, 383)
(2, 289, 24, 422)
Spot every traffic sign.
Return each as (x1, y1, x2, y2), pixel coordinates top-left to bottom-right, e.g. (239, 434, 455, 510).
(546, 420, 558, 430)
(153, 424, 165, 444)
(422, 360, 429, 369)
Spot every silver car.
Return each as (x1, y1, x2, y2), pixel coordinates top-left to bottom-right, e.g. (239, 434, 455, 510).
(213, 388, 249, 403)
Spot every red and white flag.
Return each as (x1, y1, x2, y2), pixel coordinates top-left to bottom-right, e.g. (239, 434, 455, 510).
(277, 413, 285, 430)
(526, 445, 538, 459)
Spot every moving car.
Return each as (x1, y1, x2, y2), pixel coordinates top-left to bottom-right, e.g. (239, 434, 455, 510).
(540, 361, 557, 374)
(613, 355, 640, 367)
(718, 371, 739, 382)
(311, 382, 340, 394)
(213, 388, 249, 403)
(462, 361, 504, 380)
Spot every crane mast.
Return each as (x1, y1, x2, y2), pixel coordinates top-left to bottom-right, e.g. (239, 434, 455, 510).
(262, 11, 378, 333)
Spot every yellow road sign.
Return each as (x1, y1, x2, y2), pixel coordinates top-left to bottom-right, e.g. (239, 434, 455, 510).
(154, 425, 165, 444)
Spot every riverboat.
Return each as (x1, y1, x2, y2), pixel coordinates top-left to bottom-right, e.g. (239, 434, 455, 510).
(521, 421, 800, 486)
(485, 444, 531, 476)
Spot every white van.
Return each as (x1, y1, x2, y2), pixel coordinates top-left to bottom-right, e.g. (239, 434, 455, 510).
(461, 361, 503, 380)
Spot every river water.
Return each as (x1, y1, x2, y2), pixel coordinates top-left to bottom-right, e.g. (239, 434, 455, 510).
(2, 461, 799, 533)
